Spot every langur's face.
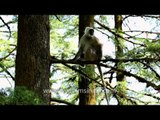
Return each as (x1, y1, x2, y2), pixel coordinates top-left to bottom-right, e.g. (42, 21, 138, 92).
(85, 27, 94, 36)
(89, 29, 94, 35)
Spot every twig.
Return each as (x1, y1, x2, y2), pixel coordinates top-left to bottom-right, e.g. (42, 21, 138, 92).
(0, 47, 16, 61)
(0, 16, 12, 40)
(54, 15, 61, 22)
(0, 65, 15, 81)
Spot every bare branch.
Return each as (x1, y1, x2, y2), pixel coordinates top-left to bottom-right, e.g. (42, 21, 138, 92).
(0, 16, 12, 40)
(3, 74, 13, 88)
(0, 65, 15, 81)
(0, 20, 16, 28)
(122, 15, 137, 21)
(54, 15, 61, 22)
(124, 30, 160, 35)
(143, 15, 160, 20)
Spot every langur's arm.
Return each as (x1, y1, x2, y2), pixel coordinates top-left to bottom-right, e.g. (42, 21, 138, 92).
(72, 45, 83, 60)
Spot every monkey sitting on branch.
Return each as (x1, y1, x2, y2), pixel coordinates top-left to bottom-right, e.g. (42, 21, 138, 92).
(73, 27, 109, 104)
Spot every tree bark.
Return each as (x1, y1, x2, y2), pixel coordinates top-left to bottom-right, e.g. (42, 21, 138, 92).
(15, 15, 50, 104)
(114, 15, 124, 82)
(78, 15, 96, 105)
(114, 15, 127, 105)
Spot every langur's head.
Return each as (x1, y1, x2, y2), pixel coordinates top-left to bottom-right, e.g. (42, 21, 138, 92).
(85, 27, 94, 36)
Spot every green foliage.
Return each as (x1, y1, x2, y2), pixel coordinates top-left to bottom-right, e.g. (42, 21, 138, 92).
(145, 42, 160, 58)
(116, 81, 127, 94)
(50, 15, 78, 59)
(49, 15, 79, 104)
(0, 15, 17, 81)
(99, 15, 109, 25)
(115, 81, 136, 105)
(124, 46, 145, 59)
(0, 87, 44, 105)
(1, 15, 160, 105)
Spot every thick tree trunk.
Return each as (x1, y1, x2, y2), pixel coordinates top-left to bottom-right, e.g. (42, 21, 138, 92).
(15, 15, 50, 104)
(114, 15, 124, 82)
(114, 15, 127, 105)
(78, 15, 96, 105)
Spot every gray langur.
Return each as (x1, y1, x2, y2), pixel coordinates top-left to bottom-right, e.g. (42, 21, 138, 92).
(73, 27, 109, 104)
(73, 27, 102, 62)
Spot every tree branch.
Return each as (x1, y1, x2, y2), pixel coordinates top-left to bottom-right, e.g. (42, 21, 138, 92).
(0, 65, 15, 81)
(140, 61, 160, 79)
(100, 63, 160, 90)
(0, 16, 12, 40)
(0, 20, 16, 28)
(54, 15, 61, 22)
(122, 15, 137, 21)
(102, 57, 160, 63)
(50, 56, 113, 89)
(50, 98, 75, 105)
(124, 30, 160, 35)
(50, 56, 160, 65)
(0, 47, 16, 61)
(50, 56, 160, 90)
(128, 88, 160, 101)
(94, 19, 145, 47)
(50, 56, 160, 103)
(143, 15, 160, 20)
(50, 56, 142, 102)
